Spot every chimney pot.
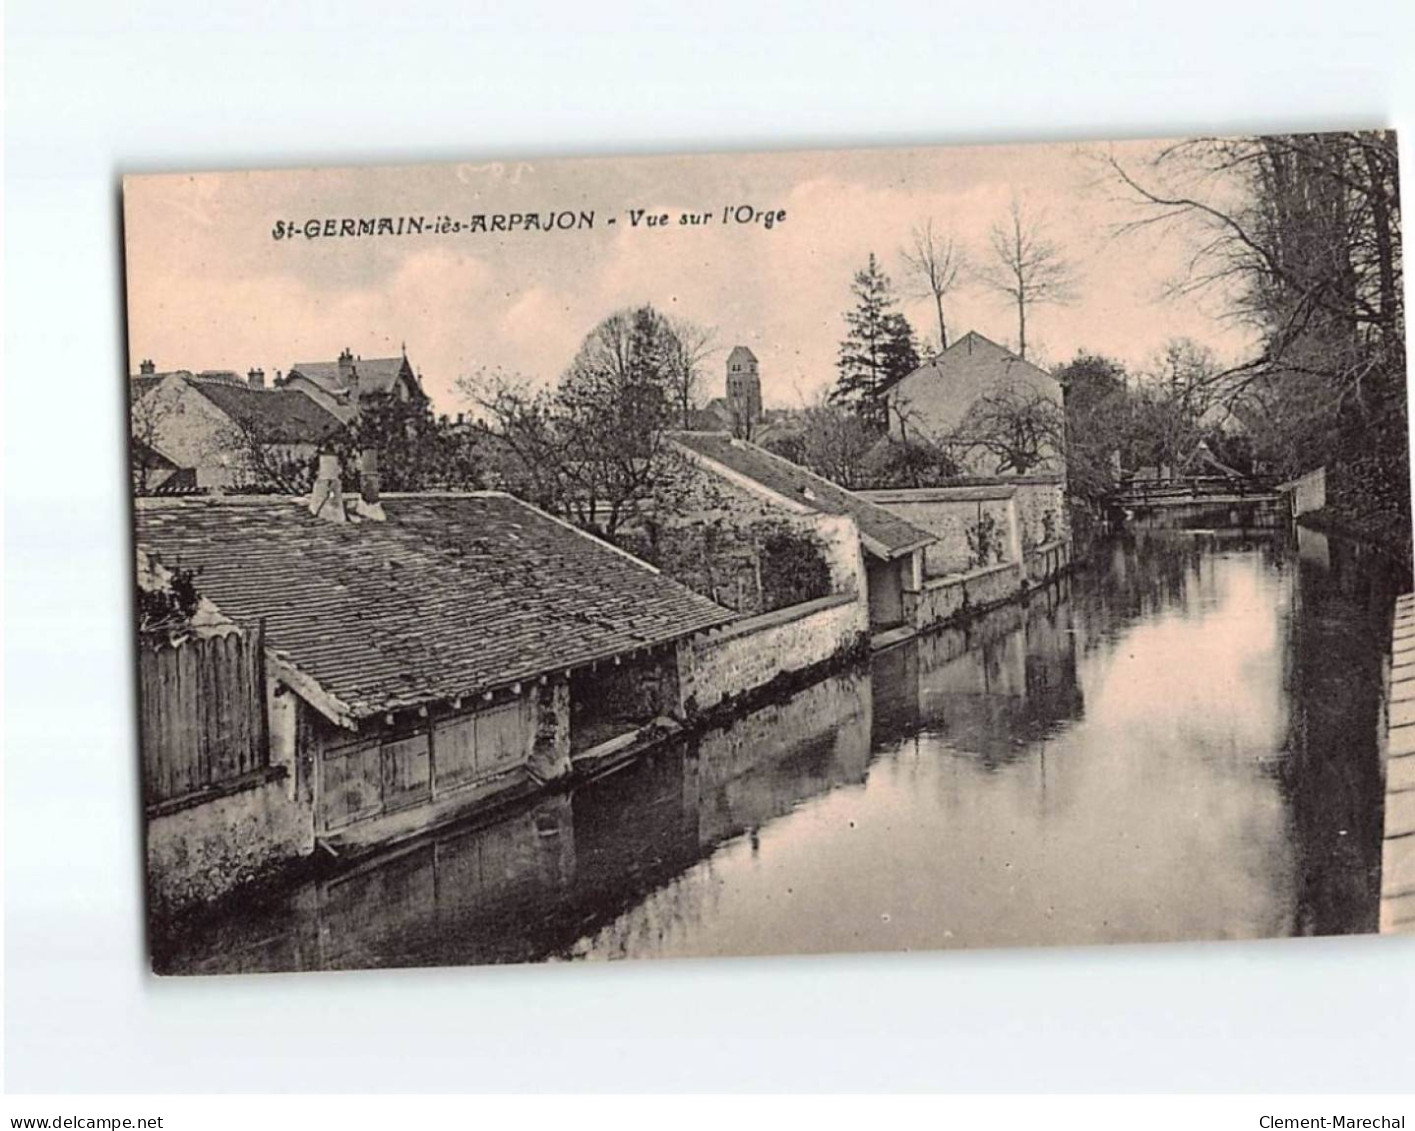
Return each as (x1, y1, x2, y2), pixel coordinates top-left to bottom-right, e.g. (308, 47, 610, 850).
(337, 348, 355, 386)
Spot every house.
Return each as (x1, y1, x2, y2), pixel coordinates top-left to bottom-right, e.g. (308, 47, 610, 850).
(282, 347, 425, 423)
(668, 431, 935, 638)
(129, 367, 346, 492)
(880, 331, 1066, 475)
(134, 474, 735, 872)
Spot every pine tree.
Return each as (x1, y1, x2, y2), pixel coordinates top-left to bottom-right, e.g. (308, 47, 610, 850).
(832, 254, 919, 429)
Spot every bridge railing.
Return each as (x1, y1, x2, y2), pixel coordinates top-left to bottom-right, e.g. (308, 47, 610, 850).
(1112, 475, 1278, 505)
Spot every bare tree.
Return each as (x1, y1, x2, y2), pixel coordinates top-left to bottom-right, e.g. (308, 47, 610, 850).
(900, 219, 966, 355)
(217, 416, 322, 494)
(130, 383, 176, 495)
(663, 316, 718, 429)
(976, 196, 1077, 360)
(1101, 132, 1408, 553)
(952, 383, 1065, 475)
(460, 305, 688, 541)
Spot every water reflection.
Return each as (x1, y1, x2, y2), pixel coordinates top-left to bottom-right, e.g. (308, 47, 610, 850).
(155, 528, 1398, 973)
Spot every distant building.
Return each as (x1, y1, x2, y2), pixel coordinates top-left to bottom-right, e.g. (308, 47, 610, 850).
(283, 347, 425, 423)
(881, 331, 1065, 476)
(669, 431, 935, 635)
(129, 367, 345, 493)
(725, 346, 763, 438)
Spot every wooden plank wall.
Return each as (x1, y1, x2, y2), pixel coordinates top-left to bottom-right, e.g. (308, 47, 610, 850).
(139, 621, 269, 806)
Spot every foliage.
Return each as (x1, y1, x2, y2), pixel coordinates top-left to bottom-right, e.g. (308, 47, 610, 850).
(331, 394, 482, 493)
(758, 524, 833, 611)
(1054, 352, 1129, 505)
(137, 565, 201, 642)
(761, 403, 877, 490)
(832, 253, 920, 427)
(965, 511, 1005, 569)
(1041, 509, 1058, 544)
(859, 435, 960, 488)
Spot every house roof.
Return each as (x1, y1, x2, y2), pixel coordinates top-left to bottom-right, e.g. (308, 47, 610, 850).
(859, 484, 1018, 504)
(880, 330, 1062, 426)
(133, 493, 734, 723)
(287, 356, 410, 396)
(669, 431, 935, 560)
(193, 381, 345, 445)
(727, 346, 758, 366)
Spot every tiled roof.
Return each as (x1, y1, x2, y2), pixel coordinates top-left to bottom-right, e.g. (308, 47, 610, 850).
(670, 431, 935, 560)
(134, 493, 734, 722)
(193, 381, 345, 445)
(727, 346, 758, 365)
(130, 375, 168, 399)
(287, 356, 408, 395)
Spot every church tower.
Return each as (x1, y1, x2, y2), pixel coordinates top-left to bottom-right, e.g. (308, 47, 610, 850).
(725, 346, 762, 438)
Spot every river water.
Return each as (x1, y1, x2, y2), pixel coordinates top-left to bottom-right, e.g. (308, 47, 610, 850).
(157, 526, 1401, 974)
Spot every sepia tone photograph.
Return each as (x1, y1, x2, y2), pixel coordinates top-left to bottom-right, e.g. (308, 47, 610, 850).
(122, 132, 1412, 976)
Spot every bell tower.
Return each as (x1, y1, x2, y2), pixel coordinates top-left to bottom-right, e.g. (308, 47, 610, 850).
(725, 346, 762, 438)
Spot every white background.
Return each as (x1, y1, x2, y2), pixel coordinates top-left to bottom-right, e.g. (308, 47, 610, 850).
(5, 0, 1415, 1094)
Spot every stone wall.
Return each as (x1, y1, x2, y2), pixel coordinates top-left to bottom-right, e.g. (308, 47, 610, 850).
(146, 767, 314, 920)
(909, 561, 1023, 631)
(1024, 539, 1071, 585)
(861, 479, 1067, 578)
(684, 591, 866, 713)
(859, 487, 1018, 576)
(618, 453, 865, 614)
(1281, 466, 1327, 517)
(1011, 477, 1068, 553)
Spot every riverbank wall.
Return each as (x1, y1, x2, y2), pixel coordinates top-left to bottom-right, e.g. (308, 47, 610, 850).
(903, 540, 1072, 635)
(684, 591, 866, 714)
(1380, 591, 1415, 934)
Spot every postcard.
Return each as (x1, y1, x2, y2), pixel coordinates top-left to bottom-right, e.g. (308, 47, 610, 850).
(123, 132, 1412, 974)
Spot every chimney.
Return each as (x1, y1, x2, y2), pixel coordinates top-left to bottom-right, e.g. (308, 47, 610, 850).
(353, 448, 386, 521)
(139, 359, 155, 375)
(337, 347, 354, 383)
(359, 448, 381, 504)
(247, 368, 265, 389)
(308, 453, 347, 523)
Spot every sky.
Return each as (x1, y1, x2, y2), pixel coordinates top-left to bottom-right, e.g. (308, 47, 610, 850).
(122, 138, 1260, 414)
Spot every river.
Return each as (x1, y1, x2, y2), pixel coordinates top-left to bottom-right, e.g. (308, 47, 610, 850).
(155, 525, 1401, 974)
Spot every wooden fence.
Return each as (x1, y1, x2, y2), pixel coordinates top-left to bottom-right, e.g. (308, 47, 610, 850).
(139, 621, 269, 808)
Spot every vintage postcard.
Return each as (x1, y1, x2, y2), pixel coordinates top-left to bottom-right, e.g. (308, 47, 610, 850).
(123, 133, 1412, 975)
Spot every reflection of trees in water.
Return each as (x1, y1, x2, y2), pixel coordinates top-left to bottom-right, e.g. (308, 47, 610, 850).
(872, 581, 1084, 771)
(1070, 530, 1292, 666)
(1276, 526, 1400, 937)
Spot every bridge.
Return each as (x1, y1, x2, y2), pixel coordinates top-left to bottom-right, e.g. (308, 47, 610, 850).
(1110, 475, 1284, 529)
